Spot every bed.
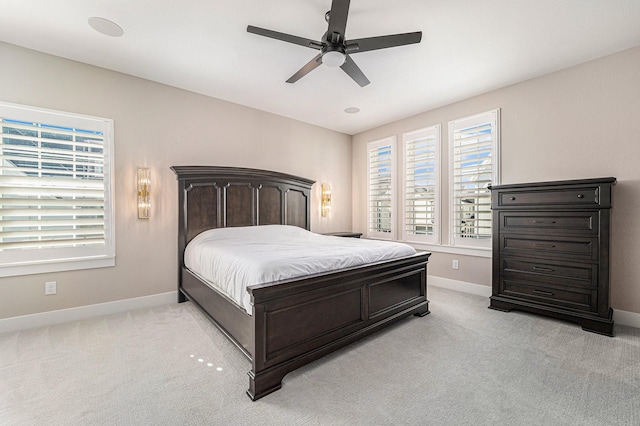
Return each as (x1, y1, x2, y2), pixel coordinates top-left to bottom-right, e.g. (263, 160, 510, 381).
(171, 166, 431, 400)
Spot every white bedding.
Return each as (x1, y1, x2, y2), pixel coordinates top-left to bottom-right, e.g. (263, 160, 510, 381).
(184, 225, 417, 314)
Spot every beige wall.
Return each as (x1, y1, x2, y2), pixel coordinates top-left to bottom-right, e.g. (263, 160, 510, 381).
(0, 42, 352, 319)
(353, 46, 640, 315)
(3, 40, 640, 319)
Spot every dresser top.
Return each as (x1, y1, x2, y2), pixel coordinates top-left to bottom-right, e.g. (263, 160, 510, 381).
(489, 177, 616, 191)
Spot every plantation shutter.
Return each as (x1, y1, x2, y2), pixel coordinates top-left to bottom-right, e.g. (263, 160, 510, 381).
(0, 102, 114, 276)
(402, 125, 440, 244)
(367, 137, 396, 239)
(450, 110, 500, 248)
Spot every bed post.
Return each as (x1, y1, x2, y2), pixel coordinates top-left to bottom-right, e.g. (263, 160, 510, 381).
(414, 264, 430, 317)
(175, 169, 188, 303)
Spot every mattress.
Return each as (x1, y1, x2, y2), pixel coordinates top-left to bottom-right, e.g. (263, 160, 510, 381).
(184, 225, 417, 314)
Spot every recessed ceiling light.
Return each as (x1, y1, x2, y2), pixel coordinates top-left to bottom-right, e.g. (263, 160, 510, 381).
(344, 107, 360, 114)
(88, 17, 124, 37)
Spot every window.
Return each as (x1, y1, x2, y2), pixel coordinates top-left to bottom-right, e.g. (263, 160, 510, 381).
(365, 110, 498, 254)
(449, 109, 500, 248)
(367, 137, 396, 240)
(0, 101, 115, 277)
(402, 125, 440, 244)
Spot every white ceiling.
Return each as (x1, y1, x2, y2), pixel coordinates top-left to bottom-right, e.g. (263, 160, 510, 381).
(1, 0, 640, 135)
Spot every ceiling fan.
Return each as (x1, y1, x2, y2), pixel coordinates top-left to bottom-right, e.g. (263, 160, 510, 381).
(247, 0, 422, 87)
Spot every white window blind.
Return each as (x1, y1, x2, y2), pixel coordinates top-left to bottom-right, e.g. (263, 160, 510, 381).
(402, 125, 440, 244)
(0, 101, 115, 276)
(449, 109, 500, 248)
(367, 137, 396, 240)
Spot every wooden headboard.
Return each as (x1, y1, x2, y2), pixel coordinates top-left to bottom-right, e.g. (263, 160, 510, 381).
(171, 166, 315, 262)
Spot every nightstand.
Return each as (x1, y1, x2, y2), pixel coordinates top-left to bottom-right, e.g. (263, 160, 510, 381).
(323, 232, 362, 238)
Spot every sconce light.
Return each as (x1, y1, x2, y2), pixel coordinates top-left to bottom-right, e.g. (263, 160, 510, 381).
(321, 183, 332, 217)
(137, 168, 151, 219)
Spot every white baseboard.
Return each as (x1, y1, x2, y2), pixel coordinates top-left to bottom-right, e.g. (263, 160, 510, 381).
(428, 275, 640, 329)
(613, 309, 640, 329)
(3, 278, 639, 334)
(0, 291, 178, 335)
(428, 275, 492, 298)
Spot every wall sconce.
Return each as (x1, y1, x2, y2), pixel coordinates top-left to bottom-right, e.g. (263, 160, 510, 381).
(321, 183, 331, 217)
(137, 168, 151, 219)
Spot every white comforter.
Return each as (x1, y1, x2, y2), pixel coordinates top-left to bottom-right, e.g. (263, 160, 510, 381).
(184, 225, 417, 314)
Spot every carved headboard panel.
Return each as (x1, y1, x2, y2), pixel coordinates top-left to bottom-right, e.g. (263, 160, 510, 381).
(171, 166, 315, 263)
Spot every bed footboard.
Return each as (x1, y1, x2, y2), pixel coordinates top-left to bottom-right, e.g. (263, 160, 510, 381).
(246, 252, 430, 400)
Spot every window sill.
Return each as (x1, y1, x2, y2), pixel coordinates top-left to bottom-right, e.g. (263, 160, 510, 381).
(363, 235, 491, 258)
(405, 242, 491, 258)
(0, 256, 115, 278)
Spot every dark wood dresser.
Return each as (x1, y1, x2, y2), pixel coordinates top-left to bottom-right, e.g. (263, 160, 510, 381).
(488, 177, 616, 336)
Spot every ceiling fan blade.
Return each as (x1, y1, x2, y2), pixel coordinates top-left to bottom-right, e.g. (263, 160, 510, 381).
(247, 25, 323, 50)
(327, 0, 350, 41)
(340, 55, 370, 87)
(345, 31, 422, 53)
(286, 54, 323, 83)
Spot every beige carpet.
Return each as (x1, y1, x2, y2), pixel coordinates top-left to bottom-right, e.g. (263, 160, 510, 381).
(1, 286, 639, 425)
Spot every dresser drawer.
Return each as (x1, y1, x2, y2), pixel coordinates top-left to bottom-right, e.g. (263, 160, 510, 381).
(501, 279, 596, 312)
(497, 187, 600, 207)
(490, 178, 614, 209)
(499, 211, 598, 236)
(500, 234, 597, 260)
(502, 257, 596, 289)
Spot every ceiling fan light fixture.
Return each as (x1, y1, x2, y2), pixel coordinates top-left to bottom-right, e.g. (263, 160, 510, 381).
(322, 51, 346, 68)
(88, 17, 124, 37)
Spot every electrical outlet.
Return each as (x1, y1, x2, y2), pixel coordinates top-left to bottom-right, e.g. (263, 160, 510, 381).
(45, 281, 57, 295)
(452, 259, 459, 270)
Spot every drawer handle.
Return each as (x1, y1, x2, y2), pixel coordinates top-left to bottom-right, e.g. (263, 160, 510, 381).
(533, 243, 556, 248)
(577, 194, 584, 199)
(533, 289, 554, 296)
(532, 220, 556, 224)
(533, 266, 554, 272)
(510, 197, 516, 201)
